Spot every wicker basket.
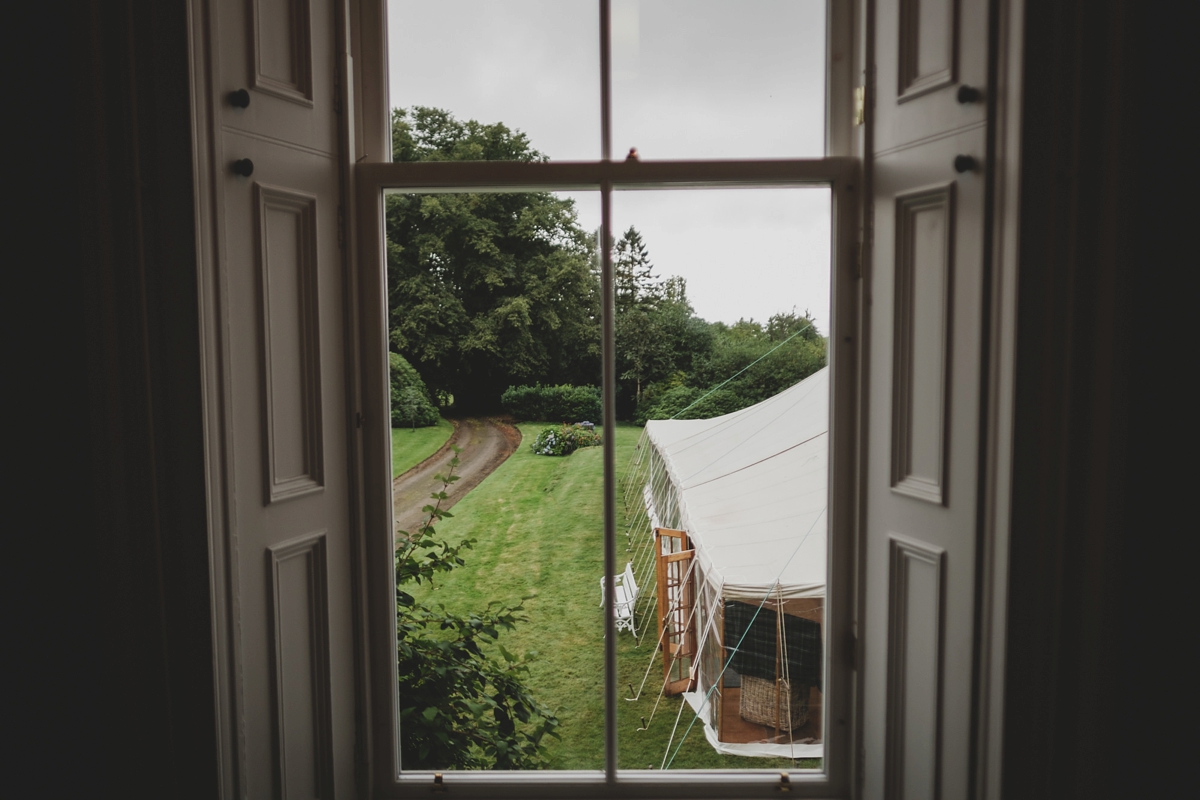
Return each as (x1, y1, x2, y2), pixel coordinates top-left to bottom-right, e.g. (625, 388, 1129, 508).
(739, 674, 810, 731)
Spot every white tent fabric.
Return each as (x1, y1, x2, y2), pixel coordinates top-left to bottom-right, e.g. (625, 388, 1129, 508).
(643, 366, 828, 602)
(642, 367, 828, 761)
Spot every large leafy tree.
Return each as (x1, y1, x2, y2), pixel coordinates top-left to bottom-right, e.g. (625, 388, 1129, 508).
(387, 108, 601, 413)
(634, 309, 827, 423)
(615, 282, 712, 411)
(686, 310, 826, 406)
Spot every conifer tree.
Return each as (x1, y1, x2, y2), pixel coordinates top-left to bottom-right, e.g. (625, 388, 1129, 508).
(613, 226, 658, 315)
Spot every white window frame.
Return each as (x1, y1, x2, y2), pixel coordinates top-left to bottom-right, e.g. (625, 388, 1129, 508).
(349, 2, 861, 796)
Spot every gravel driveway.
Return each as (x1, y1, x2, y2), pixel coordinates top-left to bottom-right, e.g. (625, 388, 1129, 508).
(391, 417, 522, 540)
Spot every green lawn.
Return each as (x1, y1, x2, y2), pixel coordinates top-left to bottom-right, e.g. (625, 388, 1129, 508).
(409, 422, 814, 771)
(391, 418, 455, 479)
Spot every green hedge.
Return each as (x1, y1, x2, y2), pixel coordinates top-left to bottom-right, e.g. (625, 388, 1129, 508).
(390, 352, 441, 428)
(501, 384, 601, 422)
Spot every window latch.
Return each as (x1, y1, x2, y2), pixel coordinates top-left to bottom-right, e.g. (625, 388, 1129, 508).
(777, 772, 792, 793)
(432, 773, 447, 793)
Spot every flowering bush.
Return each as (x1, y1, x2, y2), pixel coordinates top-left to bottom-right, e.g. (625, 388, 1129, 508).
(530, 423, 602, 456)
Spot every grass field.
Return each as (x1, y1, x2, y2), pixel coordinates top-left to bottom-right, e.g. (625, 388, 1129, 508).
(391, 418, 455, 478)
(408, 421, 815, 771)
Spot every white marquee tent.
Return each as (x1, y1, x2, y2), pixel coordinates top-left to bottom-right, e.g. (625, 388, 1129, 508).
(635, 366, 829, 760)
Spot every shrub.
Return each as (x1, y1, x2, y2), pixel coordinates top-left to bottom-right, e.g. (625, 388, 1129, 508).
(390, 352, 441, 428)
(501, 383, 602, 422)
(530, 423, 603, 456)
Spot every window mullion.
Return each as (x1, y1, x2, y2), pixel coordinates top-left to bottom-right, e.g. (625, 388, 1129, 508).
(599, 0, 616, 782)
(600, 0, 612, 162)
(601, 178, 618, 783)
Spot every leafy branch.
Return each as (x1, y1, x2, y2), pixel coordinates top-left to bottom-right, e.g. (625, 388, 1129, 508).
(395, 447, 560, 769)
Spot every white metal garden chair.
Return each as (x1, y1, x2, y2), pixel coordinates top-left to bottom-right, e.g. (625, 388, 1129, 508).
(599, 562, 639, 637)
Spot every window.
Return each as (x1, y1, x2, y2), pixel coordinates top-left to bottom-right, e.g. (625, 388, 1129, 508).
(355, 1, 858, 795)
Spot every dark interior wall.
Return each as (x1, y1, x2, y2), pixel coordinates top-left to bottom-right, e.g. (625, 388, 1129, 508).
(1005, 1, 1187, 797)
(13, 2, 217, 797)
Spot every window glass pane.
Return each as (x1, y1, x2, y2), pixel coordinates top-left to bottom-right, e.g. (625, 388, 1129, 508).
(612, 0, 827, 159)
(389, 188, 608, 770)
(388, 1, 601, 161)
(612, 187, 830, 769)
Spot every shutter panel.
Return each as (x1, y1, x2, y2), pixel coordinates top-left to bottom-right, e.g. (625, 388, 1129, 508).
(860, 0, 991, 797)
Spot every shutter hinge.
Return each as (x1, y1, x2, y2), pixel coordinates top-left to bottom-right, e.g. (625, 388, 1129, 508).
(337, 204, 346, 249)
(355, 411, 363, 429)
(853, 86, 865, 126)
(847, 632, 859, 670)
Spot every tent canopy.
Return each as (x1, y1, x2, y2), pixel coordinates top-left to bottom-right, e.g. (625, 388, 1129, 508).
(643, 367, 828, 602)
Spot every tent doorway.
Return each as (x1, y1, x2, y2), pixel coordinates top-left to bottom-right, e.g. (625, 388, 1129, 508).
(654, 528, 696, 696)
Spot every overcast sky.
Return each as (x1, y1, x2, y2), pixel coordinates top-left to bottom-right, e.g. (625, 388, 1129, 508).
(387, 0, 831, 331)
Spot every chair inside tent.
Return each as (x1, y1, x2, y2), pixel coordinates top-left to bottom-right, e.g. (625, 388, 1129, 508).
(623, 367, 828, 759)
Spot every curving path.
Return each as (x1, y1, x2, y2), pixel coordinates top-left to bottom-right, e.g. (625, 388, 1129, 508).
(392, 417, 522, 540)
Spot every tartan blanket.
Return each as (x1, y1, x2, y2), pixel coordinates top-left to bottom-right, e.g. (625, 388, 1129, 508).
(724, 600, 822, 691)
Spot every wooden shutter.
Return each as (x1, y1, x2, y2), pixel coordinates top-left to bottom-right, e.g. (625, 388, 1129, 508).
(859, 0, 994, 797)
(195, 0, 359, 797)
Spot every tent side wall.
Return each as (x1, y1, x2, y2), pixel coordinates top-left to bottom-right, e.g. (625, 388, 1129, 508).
(647, 445, 681, 532)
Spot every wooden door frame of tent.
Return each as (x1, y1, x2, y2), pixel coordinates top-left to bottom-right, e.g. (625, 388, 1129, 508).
(655, 528, 697, 696)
